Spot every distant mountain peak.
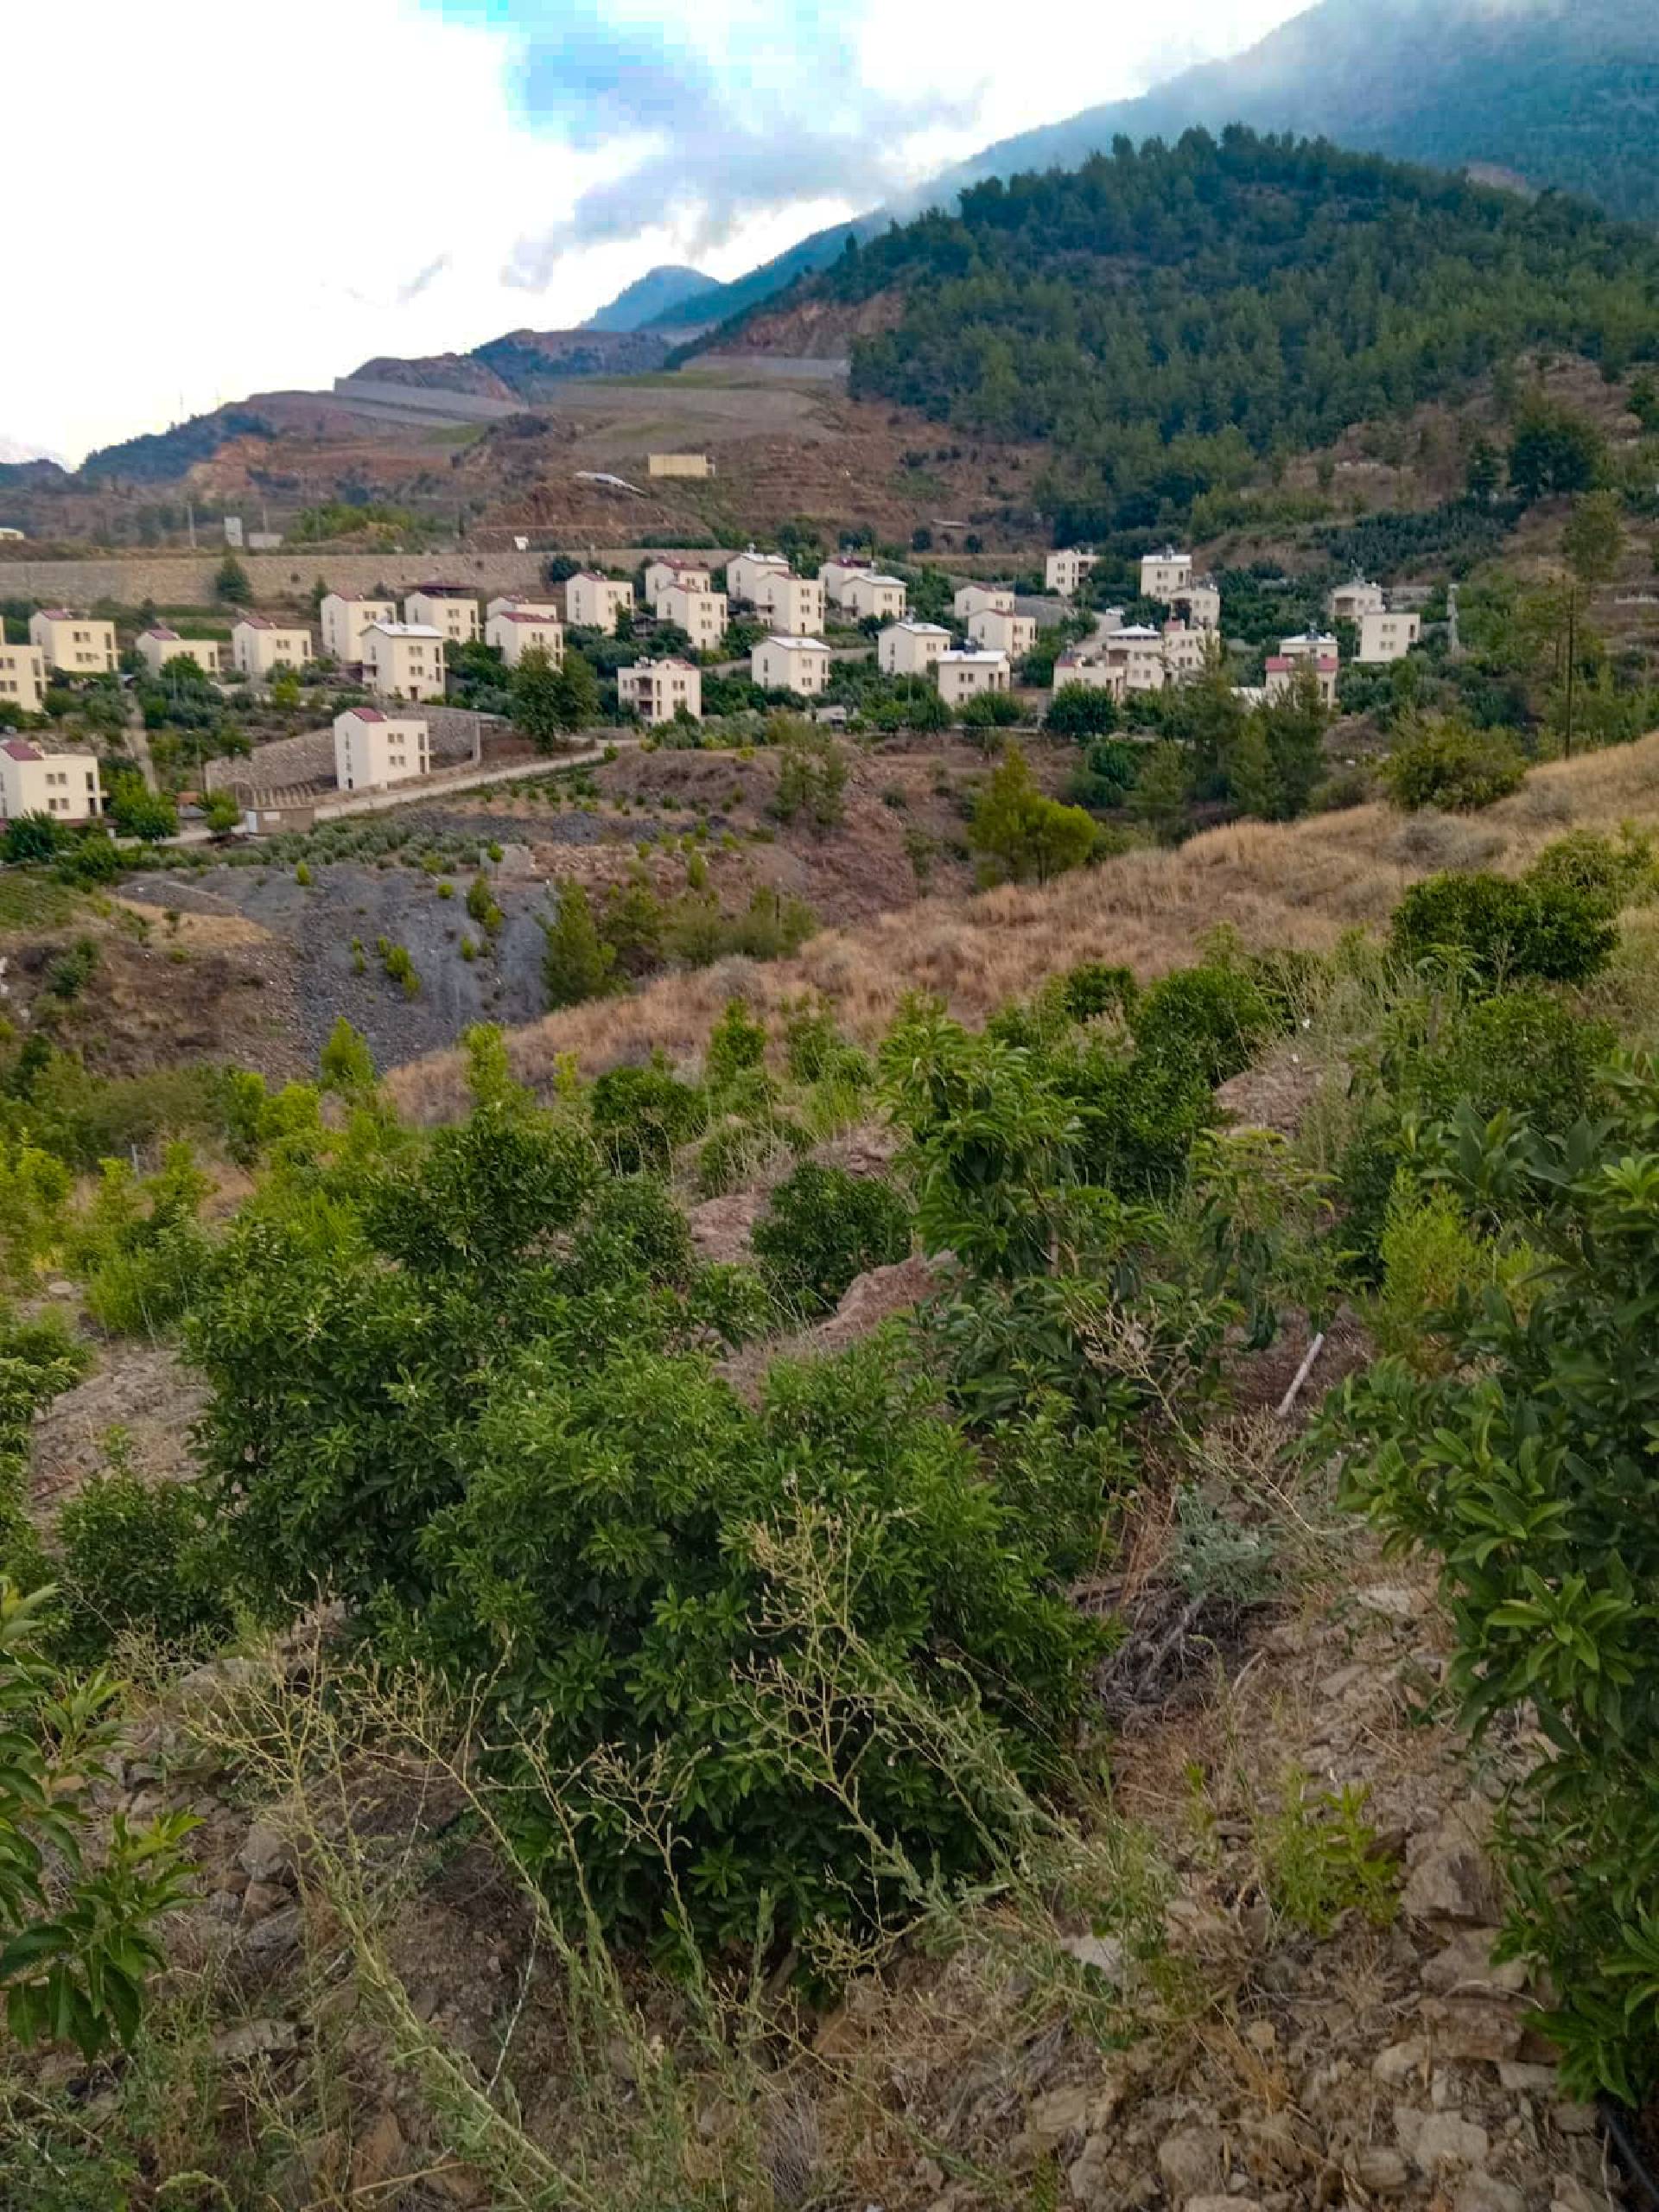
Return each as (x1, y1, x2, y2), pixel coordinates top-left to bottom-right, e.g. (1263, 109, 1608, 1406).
(583, 265, 715, 334)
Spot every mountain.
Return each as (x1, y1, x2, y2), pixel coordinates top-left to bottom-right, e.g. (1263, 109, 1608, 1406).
(0, 435, 65, 467)
(343, 326, 675, 403)
(925, 0, 1659, 226)
(583, 264, 714, 333)
(754, 128, 1659, 537)
(658, 0, 1659, 346)
(644, 224, 868, 333)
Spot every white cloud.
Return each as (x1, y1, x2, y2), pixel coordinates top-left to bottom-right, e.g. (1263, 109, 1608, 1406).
(5, 0, 1308, 463)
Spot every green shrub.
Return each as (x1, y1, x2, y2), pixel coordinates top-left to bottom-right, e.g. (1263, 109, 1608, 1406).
(1390, 870, 1618, 987)
(54, 1468, 232, 1661)
(1060, 962, 1137, 1025)
(706, 998, 767, 1089)
(1526, 828, 1656, 915)
(1331, 1065, 1659, 2100)
(590, 1065, 709, 1174)
(575, 1176, 694, 1288)
(542, 882, 613, 1008)
(1381, 717, 1526, 812)
(69, 1148, 213, 1338)
(1129, 963, 1277, 1086)
(751, 1162, 913, 1314)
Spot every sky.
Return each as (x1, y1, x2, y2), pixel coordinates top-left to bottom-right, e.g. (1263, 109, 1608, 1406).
(2, 0, 1308, 465)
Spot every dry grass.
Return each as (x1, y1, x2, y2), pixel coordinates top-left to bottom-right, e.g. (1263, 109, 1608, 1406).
(386, 730, 1659, 1124)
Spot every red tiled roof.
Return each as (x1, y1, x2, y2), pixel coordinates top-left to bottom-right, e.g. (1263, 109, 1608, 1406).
(143, 626, 181, 640)
(495, 610, 556, 625)
(346, 707, 387, 722)
(2, 739, 43, 760)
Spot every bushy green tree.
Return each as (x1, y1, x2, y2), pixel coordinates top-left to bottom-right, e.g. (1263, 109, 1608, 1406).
(214, 555, 252, 607)
(1382, 716, 1527, 812)
(970, 746, 1098, 885)
(542, 881, 613, 1007)
(1045, 683, 1119, 740)
(752, 1162, 913, 1313)
(1390, 868, 1618, 987)
(1331, 1065, 1659, 2101)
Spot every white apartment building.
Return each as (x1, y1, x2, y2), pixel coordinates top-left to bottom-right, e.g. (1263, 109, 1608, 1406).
(231, 616, 312, 679)
(1103, 624, 1168, 694)
(361, 621, 446, 702)
(319, 594, 396, 664)
(754, 570, 826, 634)
(1140, 547, 1193, 601)
(29, 610, 117, 675)
(485, 594, 563, 623)
(1265, 652, 1338, 708)
(0, 738, 102, 821)
(644, 557, 713, 602)
(820, 554, 874, 606)
(842, 571, 907, 623)
(1051, 650, 1126, 702)
(1046, 548, 1097, 596)
(968, 605, 1037, 658)
(403, 585, 480, 645)
(565, 572, 634, 633)
(937, 648, 1010, 709)
(1357, 608, 1422, 664)
(619, 658, 702, 724)
(726, 547, 792, 606)
(137, 626, 221, 677)
(0, 642, 47, 715)
(1173, 577, 1222, 632)
(1329, 577, 1386, 624)
(753, 634, 833, 696)
(1278, 627, 1341, 664)
(658, 583, 727, 652)
(879, 619, 950, 677)
(1161, 620, 1210, 683)
(486, 608, 565, 669)
(953, 582, 1014, 620)
(333, 707, 430, 792)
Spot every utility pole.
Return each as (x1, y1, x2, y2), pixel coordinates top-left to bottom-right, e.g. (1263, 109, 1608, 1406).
(186, 499, 196, 550)
(1563, 585, 1578, 760)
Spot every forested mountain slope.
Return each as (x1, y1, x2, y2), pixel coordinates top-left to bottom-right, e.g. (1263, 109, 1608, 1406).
(942, 0, 1659, 226)
(772, 130, 1659, 532)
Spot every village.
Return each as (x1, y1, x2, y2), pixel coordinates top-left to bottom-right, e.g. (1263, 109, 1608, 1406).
(0, 534, 1428, 833)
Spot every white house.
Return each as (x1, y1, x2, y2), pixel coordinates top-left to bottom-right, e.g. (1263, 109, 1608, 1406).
(485, 608, 565, 669)
(726, 548, 792, 606)
(937, 648, 1010, 709)
(137, 626, 221, 677)
(485, 594, 563, 623)
(820, 554, 874, 606)
(29, 610, 117, 676)
(1172, 577, 1222, 632)
(754, 570, 826, 634)
(1103, 624, 1168, 695)
(841, 571, 907, 623)
(1329, 577, 1386, 624)
(1357, 608, 1422, 664)
(879, 620, 950, 677)
(953, 582, 1014, 620)
(565, 572, 634, 634)
(1161, 620, 1210, 683)
(644, 557, 713, 603)
(1046, 548, 1097, 596)
(968, 605, 1037, 658)
(1265, 653, 1338, 709)
(320, 593, 396, 664)
(361, 621, 446, 702)
(1052, 650, 1126, 702)
(232, 616, 311, 679)
(0, 738, 102, 821)
(403, 585, 480, 644)
(0, 642, 45, 715)
(1140, 547, 1192, 601)
(753, 634, 833, 696)
(1278, 627, 1340, 664)
(333, 707, 430, 792)
(618, 658, 702, 724)
(657, 583, 727, 652)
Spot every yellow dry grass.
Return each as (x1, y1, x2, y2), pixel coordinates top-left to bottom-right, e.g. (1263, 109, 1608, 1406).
(386, 730, 1659, 1125)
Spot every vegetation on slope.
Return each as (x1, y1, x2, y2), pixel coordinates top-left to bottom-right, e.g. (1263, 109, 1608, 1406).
(817, 129, 1659, 530)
